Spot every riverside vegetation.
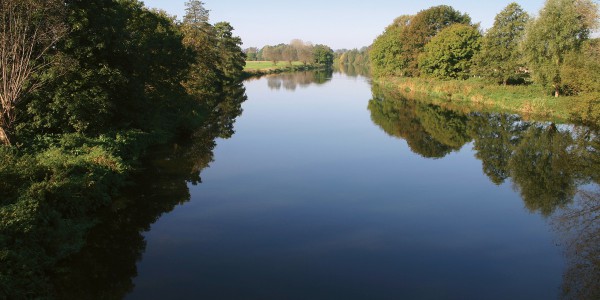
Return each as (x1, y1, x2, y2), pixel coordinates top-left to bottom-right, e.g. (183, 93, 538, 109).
(0, 0, 248, 297)
(243, 41, 335, 77)
(0, 0, 339, 297)
(369, 1, 600, 125)
(1, 0, 598, 298)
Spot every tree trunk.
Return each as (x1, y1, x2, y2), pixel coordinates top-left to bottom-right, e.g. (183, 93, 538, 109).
(0, 127, 10, 146)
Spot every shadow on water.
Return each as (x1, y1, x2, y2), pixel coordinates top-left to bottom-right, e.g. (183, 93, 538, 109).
(369, 83, 600, 299)
(0, 83, 247, 299)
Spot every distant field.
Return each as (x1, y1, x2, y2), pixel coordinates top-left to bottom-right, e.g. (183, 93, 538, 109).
(244, 61, 304, 71)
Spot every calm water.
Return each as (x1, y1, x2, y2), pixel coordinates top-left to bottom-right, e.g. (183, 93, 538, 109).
(118, 71, 599, 299)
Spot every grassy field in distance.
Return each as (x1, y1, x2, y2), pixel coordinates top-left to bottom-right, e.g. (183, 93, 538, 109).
(244, 61, 304, 71)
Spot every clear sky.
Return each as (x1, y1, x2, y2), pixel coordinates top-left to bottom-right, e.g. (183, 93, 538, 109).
(141, 0, 549, 49)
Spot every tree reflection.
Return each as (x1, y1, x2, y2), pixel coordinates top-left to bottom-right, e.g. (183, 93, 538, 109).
(335, 64, 371, 78)
(416, 104, 471, 150)
(553, 189, 600, 300)
(370, 83, 600, 296)
(265, 70, 333, 91)
(369, 83, 599, 216)
(468, 113, 527, 185)
(368, 85, 454, 158)
(509, 125, 579, 216)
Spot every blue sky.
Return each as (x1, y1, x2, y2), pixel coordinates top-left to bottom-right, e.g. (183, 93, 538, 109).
(142, 0, 549, 49)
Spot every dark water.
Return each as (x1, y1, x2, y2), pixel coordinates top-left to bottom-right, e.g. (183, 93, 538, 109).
(51, 71, 600, 299)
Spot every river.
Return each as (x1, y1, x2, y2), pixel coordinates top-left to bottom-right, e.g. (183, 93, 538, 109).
(59, 70, 600, 299)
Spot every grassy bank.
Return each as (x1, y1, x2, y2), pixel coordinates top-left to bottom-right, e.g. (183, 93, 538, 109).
(243, 61, 322, 77)
(374, 76, 599, 126)
(244, 61, 304, 70)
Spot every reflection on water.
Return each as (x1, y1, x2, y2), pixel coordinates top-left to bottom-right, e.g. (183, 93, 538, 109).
(369, 83, 600, 298)
(553, 189, 600, 299)
(335, 64, 371, 78)
(369, 83, 598, 217)
(0, 83, 247, 299)
(246, 70, 334, 91)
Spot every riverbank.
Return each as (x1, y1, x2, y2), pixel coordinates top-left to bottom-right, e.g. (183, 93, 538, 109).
(374, 76, 599, 126)
(242, 61, 324, 78)
(0, 84, 247, 299)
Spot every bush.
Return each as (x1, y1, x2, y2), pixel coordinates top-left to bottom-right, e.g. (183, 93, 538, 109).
(0, 134, 132, 299)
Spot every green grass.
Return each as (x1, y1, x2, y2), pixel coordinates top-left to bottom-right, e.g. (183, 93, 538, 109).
(374, 76, 597, 125)
(244, 60, 304, 71)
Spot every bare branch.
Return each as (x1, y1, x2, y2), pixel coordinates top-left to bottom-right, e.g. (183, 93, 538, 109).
(0, 0, 66, 145)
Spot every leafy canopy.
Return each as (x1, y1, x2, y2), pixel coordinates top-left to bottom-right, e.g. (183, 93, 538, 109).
(475, 3, 530, 85)
(419, 24, 482, 79)
(402, 5, 472, 76)
(523, 0, 599, 96)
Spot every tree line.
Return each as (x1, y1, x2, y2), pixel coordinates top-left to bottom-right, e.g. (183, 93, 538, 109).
(369, 1, 599, 99)
(335, 48, 370, 67)
(245, 40, 334, 67)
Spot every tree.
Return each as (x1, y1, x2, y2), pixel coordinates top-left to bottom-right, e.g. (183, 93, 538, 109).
(184, 0, 209, 25)
(181, 0, 223, 99)
(402, 6, 471, 76)
(282, 45, 297, 65)
(292, 39, 313, 66)
(297, 43, 314, 66)
(244, 47, 258, 61)
(475, 3, 530, 85)
(370, 18, 411, 76)
(262, 45, 281, 65)
(419, 24, 482, 79)
(562, 39, 600, 123)
(0, 0, 66, 145)
(19, 0, 193, 138)
(561, 38, 600, 95)
(214, 22, 246, 83)
(313, 44, 334, 67)
(523, 0, 599, 97)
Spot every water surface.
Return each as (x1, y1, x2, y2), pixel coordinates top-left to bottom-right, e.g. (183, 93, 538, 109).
(124, 71, 599, 299)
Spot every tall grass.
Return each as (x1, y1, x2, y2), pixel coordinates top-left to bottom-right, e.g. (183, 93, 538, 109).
(375, 76, 593, 124)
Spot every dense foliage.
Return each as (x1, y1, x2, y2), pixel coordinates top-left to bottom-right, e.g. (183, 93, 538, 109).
(335, 47, 370, 68)
(0, 0, 247, 298)
(474, 3, 530, 85)
(369, 1, 600, 107)
(523, 0, 599, 97)
(369, 19, 411, 77)
(370, 6, 471, 77)
(419, 24, 482, 79)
